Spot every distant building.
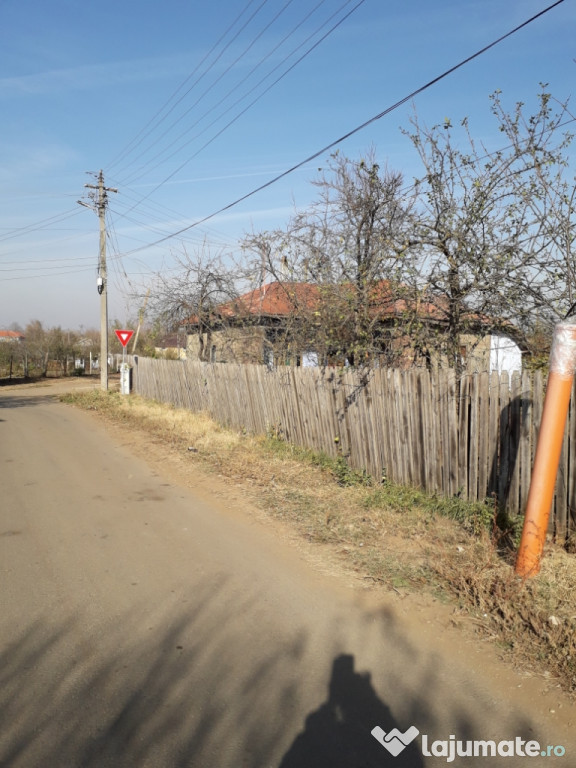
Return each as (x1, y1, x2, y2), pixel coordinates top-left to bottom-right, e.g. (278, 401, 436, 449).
(155, 332, 187, 360)
(0, 330, 25, 343)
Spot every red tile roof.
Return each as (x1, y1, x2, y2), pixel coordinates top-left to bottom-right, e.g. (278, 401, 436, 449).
(187, 280, 480, 327)
(218, 281, 446, 322)
(219, 282, 321, 318)
(0, 330, 25, 340)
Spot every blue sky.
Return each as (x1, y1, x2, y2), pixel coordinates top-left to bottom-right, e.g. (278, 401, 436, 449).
(0, 0, 574, 330)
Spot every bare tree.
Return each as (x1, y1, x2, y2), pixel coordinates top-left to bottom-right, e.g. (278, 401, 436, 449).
(22, 320, 49, 376)
(244, 150, 415, 365)
(403, 87, 575, 374)
(147, 244, 247, 362)
(492, 90, 576, 325)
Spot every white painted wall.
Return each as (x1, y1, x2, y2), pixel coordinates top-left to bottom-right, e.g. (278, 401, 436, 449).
(301, 351, 319, 368)
(490, 334, 522, 374)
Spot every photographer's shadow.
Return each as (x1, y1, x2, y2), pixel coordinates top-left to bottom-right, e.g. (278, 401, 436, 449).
(279, 654, 423, 767)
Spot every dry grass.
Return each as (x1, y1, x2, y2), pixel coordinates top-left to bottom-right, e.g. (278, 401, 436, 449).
(62, 389, 576, 693)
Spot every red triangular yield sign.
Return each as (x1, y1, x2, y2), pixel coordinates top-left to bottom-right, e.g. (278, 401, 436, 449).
(115, 329, 134, 348)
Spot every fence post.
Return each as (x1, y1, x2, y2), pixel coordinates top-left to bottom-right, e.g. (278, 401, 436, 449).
(515, 322, 576, 577)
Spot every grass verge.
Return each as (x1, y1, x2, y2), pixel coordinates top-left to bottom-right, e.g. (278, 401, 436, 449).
(62, 389, 576, 693)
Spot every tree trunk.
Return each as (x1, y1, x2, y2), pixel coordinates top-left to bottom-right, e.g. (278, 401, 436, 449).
(446, 259, 464, 378)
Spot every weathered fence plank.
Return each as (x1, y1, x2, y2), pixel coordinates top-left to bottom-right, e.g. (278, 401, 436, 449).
(132, 357, 574, 535)
(458, 375, 470, 500)
(519, 372, 533, 515)
(486, 372, 500, 507)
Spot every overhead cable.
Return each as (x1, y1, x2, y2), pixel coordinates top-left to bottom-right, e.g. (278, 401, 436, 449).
(116, 0, 333, 186)
(0, 209, 82, 243)
(113, 0, 366, 226)
(119, 0, 566, 257)
(118, 0, 362, 191)
(106, 0, 267, 174)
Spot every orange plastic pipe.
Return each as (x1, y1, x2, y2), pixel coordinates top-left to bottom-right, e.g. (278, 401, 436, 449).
(515, 322, 576, 577)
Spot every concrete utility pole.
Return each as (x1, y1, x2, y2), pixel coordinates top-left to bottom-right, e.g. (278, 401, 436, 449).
(82, 171, 117, 391)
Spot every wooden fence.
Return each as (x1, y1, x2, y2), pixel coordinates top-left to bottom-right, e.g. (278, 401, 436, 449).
(132, 357, 576, 536)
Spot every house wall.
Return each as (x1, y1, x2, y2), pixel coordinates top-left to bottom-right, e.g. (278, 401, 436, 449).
(461, 334, 491, 373)
(186, 326, 267, 364)
(489, 334, 523, 374)
(154, 346, 187, 360)
(185, 325, 522, 373)
(464, 334, 522, 374)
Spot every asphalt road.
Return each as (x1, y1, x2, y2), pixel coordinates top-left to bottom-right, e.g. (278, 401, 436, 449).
(0, 382, 573, 767)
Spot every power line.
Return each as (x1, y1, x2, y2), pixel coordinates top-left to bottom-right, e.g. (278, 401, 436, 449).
(0, 209, 82, 243)
(115, 0, 298, 184)
(0, 266, 95, 282)
(0, 255, 95, 269)
(115, 0, 330, 185)
(117, 0, 364, 193)
(0, 229, 96, 262)
(106, 0, 266, 174)
(107, 197, 238, 251)
(118, 0, 566, 258)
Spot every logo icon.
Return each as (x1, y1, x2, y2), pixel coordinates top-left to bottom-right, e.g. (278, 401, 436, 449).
(371, 725, 420, 757)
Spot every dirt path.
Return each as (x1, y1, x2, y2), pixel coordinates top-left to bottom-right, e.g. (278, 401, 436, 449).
(1, 379, 573, 767)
